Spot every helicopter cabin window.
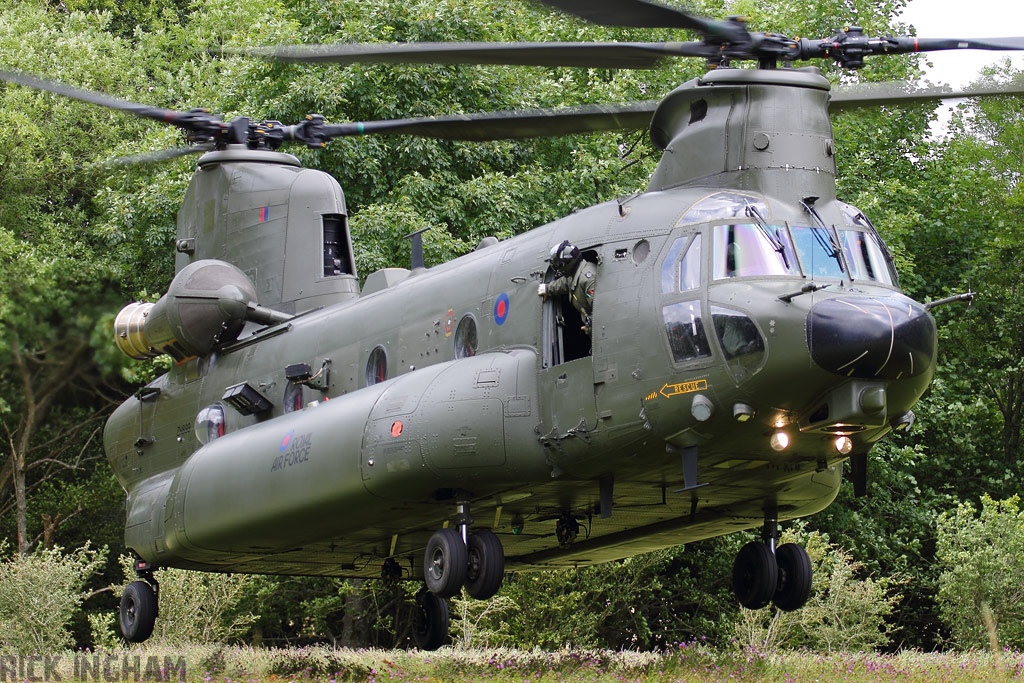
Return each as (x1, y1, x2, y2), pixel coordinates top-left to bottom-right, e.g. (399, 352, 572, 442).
(454, 314, 478, 359)
(712, 224, 797, 279)
(322, 214, 355, 277)
(711, 306, 767, 382)
(840, 230, 896, 285)
(660, 235, 703, 294)
(194, 404, 225, 445)
(366, 346, 387, 386)
(283, 381, 303, 413)
(789, 226, 847, 279)
(679, 192, 768, 226)
(662, 301, 712, 363)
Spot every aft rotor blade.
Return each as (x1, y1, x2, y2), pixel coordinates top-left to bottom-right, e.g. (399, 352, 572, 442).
(830, 80, 1024, 112)
(0, 70, 214, 131)
(97, 144, 216, 168)
(225, 41, 714, 69)
(298, 101, 659, 142)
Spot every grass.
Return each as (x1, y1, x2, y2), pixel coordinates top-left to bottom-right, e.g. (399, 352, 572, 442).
(6, 643, 1024, 682)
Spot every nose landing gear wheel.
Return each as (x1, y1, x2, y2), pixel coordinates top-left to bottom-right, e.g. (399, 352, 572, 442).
(465, 529, 504, 599)
(423, 527, 468, 598)
(412, 588, 449, 650)
(120, 580, 158, 643)
(773, 542, 812, 611)
(732, 541, 778, 609)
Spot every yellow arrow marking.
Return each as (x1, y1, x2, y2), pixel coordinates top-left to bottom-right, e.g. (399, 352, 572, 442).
(659, 379, 708, 398)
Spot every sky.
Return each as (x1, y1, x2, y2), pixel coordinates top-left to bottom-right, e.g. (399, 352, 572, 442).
(898, 0, 1024, 88)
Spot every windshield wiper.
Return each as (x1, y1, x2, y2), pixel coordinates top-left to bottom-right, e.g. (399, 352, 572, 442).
(745, 204, 790, 269)
(800, 197, 848, 274)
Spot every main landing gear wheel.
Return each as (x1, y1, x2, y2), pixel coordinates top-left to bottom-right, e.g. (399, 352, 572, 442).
(424, 527, 468, 598)
(733, 541, 778, 609)
(412, 588, 449, 650)
(773, 543, 812, 611)
(120, 580, 157, 643)
(465, 529, 504, 599)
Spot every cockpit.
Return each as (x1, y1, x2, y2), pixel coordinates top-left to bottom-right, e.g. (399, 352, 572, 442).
(673, 191, 897, 285)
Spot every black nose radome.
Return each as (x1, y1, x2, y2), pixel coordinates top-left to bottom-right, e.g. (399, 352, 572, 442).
(807, 296, 936, 380)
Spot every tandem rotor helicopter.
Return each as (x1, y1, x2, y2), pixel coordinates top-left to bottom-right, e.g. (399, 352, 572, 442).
(4, 0, 1024, 650)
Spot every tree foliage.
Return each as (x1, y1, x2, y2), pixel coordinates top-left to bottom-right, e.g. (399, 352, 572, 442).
(936, 495, 1024, 651)
(0, 0, 1022, 654)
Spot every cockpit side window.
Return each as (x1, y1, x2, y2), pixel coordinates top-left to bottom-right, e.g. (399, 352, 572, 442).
(660, 234, 703, 293)
(841, 230, 896, 285)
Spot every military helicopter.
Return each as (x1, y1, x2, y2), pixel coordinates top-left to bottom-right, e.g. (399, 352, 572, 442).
(4, 0, 1024, 650)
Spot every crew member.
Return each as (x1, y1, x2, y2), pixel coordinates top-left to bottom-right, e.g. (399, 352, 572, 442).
(538, 240, 597, 334)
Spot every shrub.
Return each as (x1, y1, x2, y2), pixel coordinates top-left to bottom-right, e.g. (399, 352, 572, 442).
(117, 556, 256, 645)
(733, 526, 901, 652)
(936, 494, 1024, 650)
(0, 542, 107, 652)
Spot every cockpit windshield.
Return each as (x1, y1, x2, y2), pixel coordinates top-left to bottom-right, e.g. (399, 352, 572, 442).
(712, 223, 797, 279)
(789, 226, 847, 279)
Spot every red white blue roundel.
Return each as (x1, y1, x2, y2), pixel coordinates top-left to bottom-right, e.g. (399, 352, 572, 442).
(494, 292, 510, 325)
(280, 430, 294, 452)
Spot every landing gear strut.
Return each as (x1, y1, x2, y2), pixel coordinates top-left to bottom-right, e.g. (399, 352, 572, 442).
(120, 560, 158, 643)
(416, 501, 506, 649)
(732, 511, 812, 611)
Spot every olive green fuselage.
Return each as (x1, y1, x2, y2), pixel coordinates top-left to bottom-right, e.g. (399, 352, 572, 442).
(103, 67, 936, 579)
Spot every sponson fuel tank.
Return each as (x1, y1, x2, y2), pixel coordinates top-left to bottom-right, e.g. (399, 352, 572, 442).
(139, 349, 547, 561)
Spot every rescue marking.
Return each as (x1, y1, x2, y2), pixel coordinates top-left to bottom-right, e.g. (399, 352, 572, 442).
(494, 292, 510, 325)
(659, 379, 708, 398)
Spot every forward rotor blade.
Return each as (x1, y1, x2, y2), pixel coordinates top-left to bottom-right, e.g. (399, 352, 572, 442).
(303, 101, 659, 142)
(830, 80, 1024, 112)
(538, 0, 708, 32)
(912, 36, 1024, 52)
(225, 41, 713, 69)
(537, 0, 749, 43)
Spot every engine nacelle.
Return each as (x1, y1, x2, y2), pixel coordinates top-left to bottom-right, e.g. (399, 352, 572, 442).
(113, 259, 288, 361)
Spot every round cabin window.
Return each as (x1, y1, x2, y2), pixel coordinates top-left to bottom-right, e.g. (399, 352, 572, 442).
(366, 346, 388, 386)
(454, 315, 478, 359)
(194, 404, 226, 445)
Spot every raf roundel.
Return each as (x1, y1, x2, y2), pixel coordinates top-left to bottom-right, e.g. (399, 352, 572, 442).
(280, 430, 294, 453)
(494, 292, 510, 325)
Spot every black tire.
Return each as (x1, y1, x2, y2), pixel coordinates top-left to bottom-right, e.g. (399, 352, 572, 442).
(412, 589, 450, 650)
(120, 580, 157, 643)
(423, 528, 468, 598)
(465, 529, 504, 600)
(773, 543, 813, 611)
(732, 541, 778, 610)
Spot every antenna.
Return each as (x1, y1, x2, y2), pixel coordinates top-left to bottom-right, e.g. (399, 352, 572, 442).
(404, 227, 432, 270)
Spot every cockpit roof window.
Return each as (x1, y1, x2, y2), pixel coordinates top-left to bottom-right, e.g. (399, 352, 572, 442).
(837, 201, 871, 228)
(678, 192, 768, 227)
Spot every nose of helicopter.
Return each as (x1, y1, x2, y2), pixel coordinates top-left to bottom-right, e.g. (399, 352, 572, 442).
(807, 295, 936, 380)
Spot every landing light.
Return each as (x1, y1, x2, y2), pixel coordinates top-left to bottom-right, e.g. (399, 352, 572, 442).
(770, 431, 789, 451)
(834, 436, 854, 455)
